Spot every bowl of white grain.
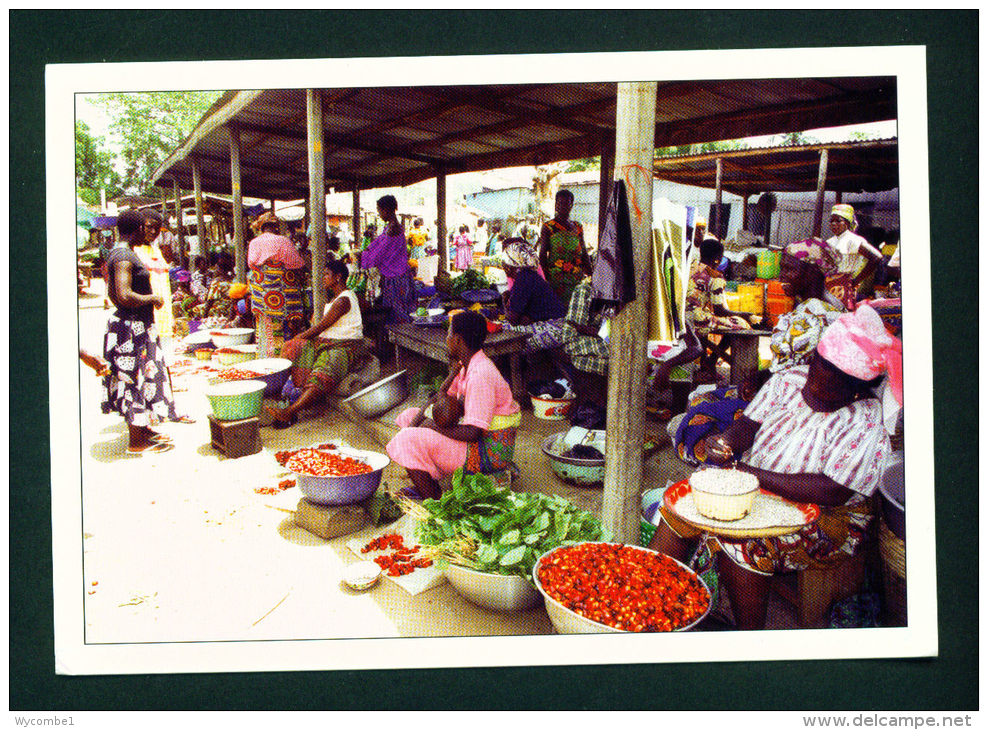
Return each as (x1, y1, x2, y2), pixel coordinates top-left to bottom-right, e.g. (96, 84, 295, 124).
(689, 468, 760, 522)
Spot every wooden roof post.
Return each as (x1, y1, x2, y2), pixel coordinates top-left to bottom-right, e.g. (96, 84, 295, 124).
(307, 89, 327, 323)
(192, 156, 206, 262)
(601, 81, 657, 545)
(713, 157, 723, 238)
(172, 178, 186, 270)
(436, 171, 447, 272)
(352, 188, 360, 254)
(228, 125, 246, 283)
(812, 148, 829, 239)
(742, 194, 750, 231)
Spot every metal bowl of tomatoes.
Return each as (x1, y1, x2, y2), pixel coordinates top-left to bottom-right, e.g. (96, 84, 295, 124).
(286, 444, 391, 506)
(532, 542, 712, 633)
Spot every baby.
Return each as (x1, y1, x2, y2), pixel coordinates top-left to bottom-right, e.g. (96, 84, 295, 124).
(431, 394, 464, 429)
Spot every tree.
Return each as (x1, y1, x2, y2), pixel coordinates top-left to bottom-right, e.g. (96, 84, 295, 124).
(92, 91, 222, 196)
(75, 120, 123, 205)
(655, 138, 750, 157)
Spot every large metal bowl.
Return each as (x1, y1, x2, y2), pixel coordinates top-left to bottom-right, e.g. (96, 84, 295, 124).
(880, 456, 905, 540)
(532, 542, 712, 634)
(241, 357, 293, 397)
(290, 446, 391, 506)
(443, 563, 543, 612)
(541, 433, 606, 488)
(209, 327, 255, 348)
(342, 370, 409, 419)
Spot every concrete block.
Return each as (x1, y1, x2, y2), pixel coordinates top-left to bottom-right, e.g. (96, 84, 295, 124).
(294, 498, 369, 540)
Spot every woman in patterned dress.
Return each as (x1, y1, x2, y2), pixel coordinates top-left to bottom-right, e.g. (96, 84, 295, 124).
(650, 304, 902, 630)
(538, 189, 592, 307)
(100, 209, 185, 454)
(247, 212, 306, 357)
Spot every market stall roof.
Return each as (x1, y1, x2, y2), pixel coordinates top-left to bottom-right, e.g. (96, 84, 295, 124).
(152, 78, 896, 200)
(652, 137, 899, 197)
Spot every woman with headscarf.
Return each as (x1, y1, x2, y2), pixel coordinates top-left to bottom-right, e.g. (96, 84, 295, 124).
(498, 238, 569, 353)
(248, 212, 306, 357)
(650, 304, 901, 630)
(826, 203, 883, 308)
(358, 195, 414, 325)
(387, 311, 521, 500)
(453, 225, 474, 271)
(101, 210, 189, 454)
(672, 238, 845, 465)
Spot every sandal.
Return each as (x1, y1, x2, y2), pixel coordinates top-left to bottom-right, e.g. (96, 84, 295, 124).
(127, 441, 175, 455)
(173, 415, 196, 424)
(149, 432, 173, 444)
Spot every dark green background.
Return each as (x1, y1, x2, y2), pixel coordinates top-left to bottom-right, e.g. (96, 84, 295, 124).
(10, 10, 977, 711)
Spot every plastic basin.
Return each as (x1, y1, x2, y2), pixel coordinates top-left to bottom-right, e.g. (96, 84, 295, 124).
(541, 433, 605, 488)
(291, 447, 390, 506)
(240, 357, 292, 397)
(209, 327, 254, 348)
(205, 380, 266, 421)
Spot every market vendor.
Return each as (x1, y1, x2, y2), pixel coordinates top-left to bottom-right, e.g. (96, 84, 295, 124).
(670, 238, 847, 464)
(826, 203, 883, 307)
(560, 278, 610, 411)
(266, 258, 369, 428)
(538, 189, 592, 307)
(357, 195, 414, 325)
(498, 238, 569, 353)
(649, 304, 901, 630)
(387, 311, 521, 500)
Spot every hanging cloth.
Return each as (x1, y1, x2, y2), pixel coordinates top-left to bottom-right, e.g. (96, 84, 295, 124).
(592, 178, 637, 315)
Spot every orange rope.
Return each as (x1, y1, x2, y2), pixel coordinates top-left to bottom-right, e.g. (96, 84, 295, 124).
(618, 164, 653, 221)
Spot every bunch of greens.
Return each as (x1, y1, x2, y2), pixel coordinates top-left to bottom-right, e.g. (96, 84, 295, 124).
(415, 469, 606, 585)
(450, 269, 491, 296)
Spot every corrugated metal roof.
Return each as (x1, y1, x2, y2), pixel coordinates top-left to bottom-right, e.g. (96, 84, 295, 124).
(652, 138, 899, 195)
(153, 77, 897, 200)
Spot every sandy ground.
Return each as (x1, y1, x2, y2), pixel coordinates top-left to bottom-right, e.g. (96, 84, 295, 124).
(75, 279, 796, 644)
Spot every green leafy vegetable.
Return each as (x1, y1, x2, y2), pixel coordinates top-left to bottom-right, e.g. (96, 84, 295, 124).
(415, 469, 606, 585)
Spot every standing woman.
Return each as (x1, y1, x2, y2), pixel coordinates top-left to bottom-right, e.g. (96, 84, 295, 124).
(248, 212, 306, 357)
(101, 209, 184, 454)
(454, 225, 474, 271)
(358, 195, 414, 325)
(825, 203, 883, 309)
(538, 189, 592, 308)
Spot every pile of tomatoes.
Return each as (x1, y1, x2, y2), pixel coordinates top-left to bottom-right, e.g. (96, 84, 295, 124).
(216, 368, 261, 381)
(361, 533, 433, 577)
(536, 543, 710, 632)
(255, 479, 296, 496)
(285, 448, 373, 477)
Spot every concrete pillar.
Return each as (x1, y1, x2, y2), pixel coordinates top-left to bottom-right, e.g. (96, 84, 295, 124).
(228, 125, 246, 283)
(307, 89, 327, 323)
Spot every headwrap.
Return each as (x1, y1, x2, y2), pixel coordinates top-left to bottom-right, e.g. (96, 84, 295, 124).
(500, 238, 539, 269)
(170, 267, 190, 282)
(228, 282, 250, 300)
(830, 204, 857, 230)
(784, 238, 840, 277)
(252, 211, 281, 234)
(817, 304, 903, 405)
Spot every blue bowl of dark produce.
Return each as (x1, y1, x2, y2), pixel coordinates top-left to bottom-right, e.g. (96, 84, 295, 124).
(460, 288, 501, 303)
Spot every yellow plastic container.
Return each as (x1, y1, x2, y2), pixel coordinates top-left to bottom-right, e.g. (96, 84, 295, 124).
(737, 284, 764, 314)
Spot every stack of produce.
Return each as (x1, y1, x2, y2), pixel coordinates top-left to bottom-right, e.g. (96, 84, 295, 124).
(406, 469, 605, 585)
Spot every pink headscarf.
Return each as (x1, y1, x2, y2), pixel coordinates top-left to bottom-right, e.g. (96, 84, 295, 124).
(817, 304, 903, 405)
(784, 238, 840, 277)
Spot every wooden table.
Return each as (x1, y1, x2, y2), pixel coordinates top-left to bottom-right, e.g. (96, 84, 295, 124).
(387, 322, 530, 402)
(705, 328, 773, 386)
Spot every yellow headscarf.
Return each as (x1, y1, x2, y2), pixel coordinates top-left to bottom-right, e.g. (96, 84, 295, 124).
(830, 204, 857, 230)
(228, 282, 250, 300)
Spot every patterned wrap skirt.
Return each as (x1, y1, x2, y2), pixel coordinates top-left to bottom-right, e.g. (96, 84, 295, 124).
(101, 314, 180, 428)
(500, 318, 568, 354)
(380, 269, 414, 325)
(659, 498, 874, 576)
(250, 264, 305, 357)
(290, 338, 369, 394)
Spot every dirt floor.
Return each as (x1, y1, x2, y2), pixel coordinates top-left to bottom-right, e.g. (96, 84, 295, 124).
(74, 279, 801, 644)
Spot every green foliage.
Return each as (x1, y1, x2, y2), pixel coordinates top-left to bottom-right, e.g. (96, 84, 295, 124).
(91, 91, 222, 196)
(415, 469, 606, 585)
(75, 120, 123, 202)
(656, 138, 751, 157)
(567, 156, 600, 172)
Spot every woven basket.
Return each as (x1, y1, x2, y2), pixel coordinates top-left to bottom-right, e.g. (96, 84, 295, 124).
(879, 518, 907, 626)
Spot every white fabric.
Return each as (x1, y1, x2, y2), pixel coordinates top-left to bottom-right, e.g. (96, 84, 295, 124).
(827, 229, 872, 277)
(743, 366, 890, 498)
(888, 245, 900, 267)
(318, 290, 363, 341)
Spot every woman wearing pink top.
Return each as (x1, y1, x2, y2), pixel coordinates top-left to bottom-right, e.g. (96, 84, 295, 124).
(387, 311, 521, 499)
(248, 212, 306, 357)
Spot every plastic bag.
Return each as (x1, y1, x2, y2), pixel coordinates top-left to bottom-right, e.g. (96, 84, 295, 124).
(592, 178, 637, 314)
